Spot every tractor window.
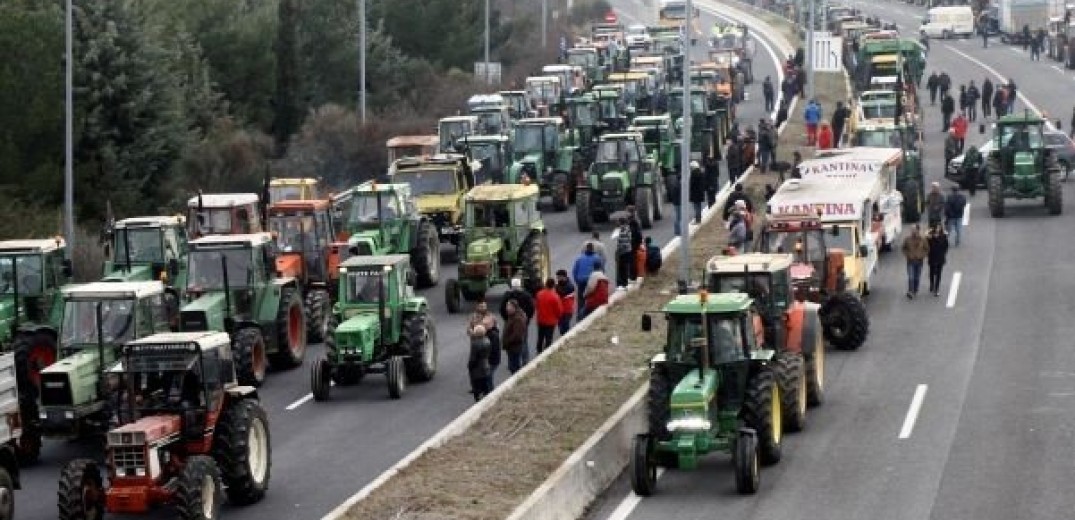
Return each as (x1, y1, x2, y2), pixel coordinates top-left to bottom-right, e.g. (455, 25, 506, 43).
(164, 227, 184, 258)
(514, 126, 547, 154)
(269, 186, 304, 203)
(0, 254, 44, 296)
(346, 272, 383, 304)
(827, 227, 856, 253)
(570, 103, 596, 126)
(187, 249, 254, 290)
(999, 126, 1042, 150)
(665, 315, 705, 363)
(146, 293, 171, 331)
(270, 215, 317, 253)
(470, 202, 511, 228)
(61, 298, 136, 346)
(476, 111, 504, 135)
(114, 228, 165, 264)
(200, 347, 222, 388)
(710, 315, 744, 364)
(690, 93, 707, 114)
(513, 200, 529, 226)
(393, 169, 458, 196)
(345, 191, 403, 225)
(193, 209, 233, 236)
(439, 121, 472, 152)
(766, 231, 826, 263)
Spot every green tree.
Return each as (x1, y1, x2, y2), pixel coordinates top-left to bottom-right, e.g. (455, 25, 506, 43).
(273, 0, 301, 152)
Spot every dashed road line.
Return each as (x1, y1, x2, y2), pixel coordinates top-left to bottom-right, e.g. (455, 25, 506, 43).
(607, 469, 666, 520)
(898, 384, 929, 439)
(962, 201, 971, 226)
(946, 272, 962, 309)
(286, 381, 336, 411)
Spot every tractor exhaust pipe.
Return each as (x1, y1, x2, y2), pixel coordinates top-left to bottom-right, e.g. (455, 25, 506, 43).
(221, 255, 233, 328)
(95, 302, 106, 384)
(9, 257, 19, 337)
(123, 226, 133, 274)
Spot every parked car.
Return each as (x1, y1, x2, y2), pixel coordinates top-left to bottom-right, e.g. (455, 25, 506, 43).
(947, 130, 1075, 187)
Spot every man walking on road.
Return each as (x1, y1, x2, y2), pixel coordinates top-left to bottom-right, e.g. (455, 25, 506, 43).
(804, 99, 822, 145)
(902, 224, 929, 300)
(981, 78, 994, 118)
(832, 101, 851, 147)
(626, 207, 643, 284)
(945, 185, 967, 247)
(941, 92, 956, 132)
(584, 231, 606, 269)
(762, 76, 775, 113)
(501, 300, 529, 374)
(952, 112, 969, 152)
(1006, 79, 1018, 113)
(571, 244, 599, 319)
(926, 225, 949, 298)
(554, 270, 575, 336)
(927, 72, 939, 106)
(689, 161, 706, 224)
(926, 181, 947, 228)
(966, 81, 980, 122)
(939, 72, 952, 100)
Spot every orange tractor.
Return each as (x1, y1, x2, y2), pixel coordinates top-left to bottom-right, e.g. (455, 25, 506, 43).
(266, 198, 345, 343)
(58, 331, 271, 520)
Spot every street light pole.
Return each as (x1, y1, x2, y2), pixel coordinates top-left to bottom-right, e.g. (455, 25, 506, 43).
(678, 0, 694, 291)
(63, 0, 74, 253)
(359, 0, 366, 124)
(807, 0, 816, 101)
(542, 0, 548, 48)
(485, 0, 491, 83)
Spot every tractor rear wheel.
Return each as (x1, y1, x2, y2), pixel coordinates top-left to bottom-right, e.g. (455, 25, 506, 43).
(820, 292, 869, 351)
(402, 311, 437, 382)
(774, 353, 807, 433)
(653, 179, 665, 221)
(304, 289, 331, 344)
(311, 358, 332, 401)
(386, 355, 406, 399)
(13, 332, 57, 420)
(733, 432, 760, 494)
(234, 328, 268, 387)
(988, 174, 1005, 217)
(445, 279, 462, 314)
(805, 317, 826, 407)
(175, 455, 223, 520)
(57, 458, 104, 520)
(576, 189, 594, 232)
(412, 221, 441, 288)
(629, 434, 657, 496)
(635, 186, 655, 229)
(0, 466, 13, 520)
(213, 399, 271, 506)
(1046, 168, 1063, 215)
(741, 368, 782, 465)
(552, 172, 571, 211)
(270, 287, 307, 369)
(519, 235, 551, 294)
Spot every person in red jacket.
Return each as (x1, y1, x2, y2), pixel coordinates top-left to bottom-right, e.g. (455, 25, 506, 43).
(555, 270, 576, 335)
(534, 278, 563, 354)
(817, 122, 834, 150)
(951, 111, 969, 152)
(583, 263, 610, 318)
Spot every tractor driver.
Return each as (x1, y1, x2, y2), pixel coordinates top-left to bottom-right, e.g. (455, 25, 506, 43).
(711, 318, 742, 364)
(352, 275, 382, 303)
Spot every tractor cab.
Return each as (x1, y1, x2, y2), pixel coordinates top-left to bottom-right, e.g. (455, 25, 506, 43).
(566, 47, 606, 83)
(102, 216, 189, 288)
(268, 178, 320, 203)
(268, 199, 340, 295)
(389, 154, 477, 246)
(498, 90, 533, 120)
(468, 94, 512, 136)
(704, 253, 798, 352)
(332, 181, 415, 257)
(386, 135, 439, 166)
(335, 255, 414, 338)
(0, 238, 71, 349)
(186, 193, 263, 239)
(629, 114, 679, 174)
(760, 214, 839, 295)
(579, 132, 663, 226)
(182, 233, 279, 332)
(525, 76, 564, 116)
(437, 115, 481, 154)
(459, 134, 513, 184)
(509, 118, 565, 183)
(542, 64, 586, 96)
(592, 85, 628, 131)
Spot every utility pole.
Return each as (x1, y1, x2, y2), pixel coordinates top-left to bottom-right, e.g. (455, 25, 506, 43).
(542, 0, 548, 48)
(677, 0, 694, 292)
(63, 0, 74, 253)
(359, 0, 367, 124)
(807, 0, 816, 101)
(485, 0, 491, 83)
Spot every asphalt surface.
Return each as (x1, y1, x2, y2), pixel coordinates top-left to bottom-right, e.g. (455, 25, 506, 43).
(12, 3, 783, 519)
(586, 2, 1075, 520)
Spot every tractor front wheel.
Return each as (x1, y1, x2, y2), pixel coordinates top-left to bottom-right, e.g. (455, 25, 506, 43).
(820, 292, 869, 351)
(213, 399, 271, 506)
(445, 279, 462, 314)
(552, 172, 571, 211)
(741, 368, 782, 465)
(774, 352, 807, 433)
(576, 189, 594, 232)
(988, 174, 1005, 217)
(57, 459, 104, 520)
(271, 287, 307, 369)
(652, 179, 665, 221)
(412, 221, 442, 288)
(311, 358, 332, 401)
(0, 466, 13, 520)
(1046, 168, 1063, 215)
(175, 455, 223, 520)
(646, 367, 673, 441)
(386, 355, 407, 399)
(304, 289, 331, 344)
(402, 311, 437, 383)
(635, 186, 655, 229)
(519, 235, 551, 294)
(629, 434, 657, 496)
(234, 328, 268, 387)
(733, 432, 760, 494)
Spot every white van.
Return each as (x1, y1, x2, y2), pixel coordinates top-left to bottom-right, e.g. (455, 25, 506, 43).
(919, 5, 975, 39)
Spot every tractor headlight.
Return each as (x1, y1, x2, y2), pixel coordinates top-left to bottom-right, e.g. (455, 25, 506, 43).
(667, 416, 711, 432)
(135, 467, 146, 477)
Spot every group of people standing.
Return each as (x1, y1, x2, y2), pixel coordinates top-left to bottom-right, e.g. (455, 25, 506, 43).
(929, 72, 1018, 131)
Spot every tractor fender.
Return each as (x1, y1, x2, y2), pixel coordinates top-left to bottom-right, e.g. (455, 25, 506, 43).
(402, 299, 428, 314)
(0, 444, 19, 489)
(783, 303, 805, 355)
(225, 385, 259, 401)
(799, 302, 822, 356)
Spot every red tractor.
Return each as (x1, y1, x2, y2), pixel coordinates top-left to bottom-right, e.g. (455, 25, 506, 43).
(58, 331, 271, 520)
(759, 213, 870, 351)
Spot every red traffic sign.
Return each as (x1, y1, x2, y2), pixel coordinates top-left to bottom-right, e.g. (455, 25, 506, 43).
(604, 11, 618, 23)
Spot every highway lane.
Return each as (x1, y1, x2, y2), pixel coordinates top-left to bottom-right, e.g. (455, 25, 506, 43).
(11, 8, 783, 520)
(588, 3, 1075, 520)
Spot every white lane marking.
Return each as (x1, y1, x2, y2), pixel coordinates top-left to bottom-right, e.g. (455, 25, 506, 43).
(286, 381, 335, 411)
(945, 46, 1052, 129)
(898, 384, 929, 439)
(946, 272, 962, 309)
(962, 201, 971, 226)
(607, 468, 666, 520)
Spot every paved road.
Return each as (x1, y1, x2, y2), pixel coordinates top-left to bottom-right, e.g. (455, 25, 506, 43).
(587, 2, 1075, 520)
(12, 4, 782, 519)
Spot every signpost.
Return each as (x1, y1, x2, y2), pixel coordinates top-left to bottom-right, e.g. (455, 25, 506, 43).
(474, 62, 502, 84)
(812, 32, 844, 72)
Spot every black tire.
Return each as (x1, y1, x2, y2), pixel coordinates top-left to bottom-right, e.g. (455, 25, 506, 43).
(386, 355, 406, 399)
(733, 433, 760, 494)
(213, 398, 271, 506)
(270, 286, 307, 369)
(652, 177, 664, 221)
(646, 367, 673, 441)
(411, 221, 441, 288)
(174, 455, 223, 520)
(804, 316, 826, 407)
(0, 466, 13, 520)
(820, 292, 869, 351)
(988, 173, 1004, 217)
(635, 186, 654, 229)
(774, 353, 807, 433)
(445, 279, 461, 314)
(16, 406, 41, 466)
(1046, 168, 1063, 215)
(552, 172, 571, 211)
(629, 434, 657, 496)
(741, 368, 782, 465)
(57, 458, 104, 520)
(402, 311, 437, 382)
(311, 357, 332, 401)
(304, 289, 331, 344)
(519, 234, 551, 294)
(576, 189, 594, 232)
(233, 328, 268, 387)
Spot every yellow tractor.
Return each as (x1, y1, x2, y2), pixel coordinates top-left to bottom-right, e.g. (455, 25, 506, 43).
(269, 178, 321, 203)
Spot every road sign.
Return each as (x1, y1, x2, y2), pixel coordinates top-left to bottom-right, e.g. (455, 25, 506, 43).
(812, 34, 843, 72)
(605, 10, 618, 23)
(474, 62, 502, 84)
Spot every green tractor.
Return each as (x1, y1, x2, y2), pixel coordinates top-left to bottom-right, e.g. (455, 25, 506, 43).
(668, 86, 726, 162)
(592, 85, 630, 132)
(565, 93, 602, 160)
(28, 281, 175, 462)
(853, 122, 925, 222)
(388, 154, 478, 257)
(630, 291, 791, 496)
(506, 117, 581, 211)
(180, 233, 307, 387)
(566, 46, 607, 84)
(311, 254, 437, 400)
(576, 132, 666, 231)
(102, 215, 189, 310)
(332, 181, 440, 288)
(986, 113, 1064, 217)
(444, 184, 551, 312)
(458, 134, 513, 185)
(629, 114, 681, 182)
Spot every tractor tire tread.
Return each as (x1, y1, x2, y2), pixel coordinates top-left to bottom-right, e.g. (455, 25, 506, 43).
(741, 368, 782, 465)
(270, 287, 307, 369)
(402, 311, 437, 382)
(412, 221, 441, 288)
(57, 458, 103, 520)
(212, 398, 271, 506)
(820, 292, 870, 350)
(175, 455, 222, 520)
(774, 352, 807, 433)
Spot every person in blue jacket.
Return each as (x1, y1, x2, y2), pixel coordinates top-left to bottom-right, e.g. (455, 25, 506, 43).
(804, 99, 822, 145)
(571, 243, 599, 319)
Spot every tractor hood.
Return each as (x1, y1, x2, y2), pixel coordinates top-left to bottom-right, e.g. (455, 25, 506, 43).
(415, 194, 460, 215)
(509, 152, 544, 183)
(334, 313, 380, 350)
(102, 264, 155, 282)
(789, 263, 815, 281)
(40, 347, 113, 408)
(348, 232, 384, 257)
(275, 253, 304, 279)
(109, 414, 183, 446)
(179, 292, 227, 332)
(593, 169, 629, 191)
(465, 237, 504, 262)
(670, 368, 718, 413)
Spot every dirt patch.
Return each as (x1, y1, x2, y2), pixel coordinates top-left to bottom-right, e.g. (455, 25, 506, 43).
(339, 30, 851, 520)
